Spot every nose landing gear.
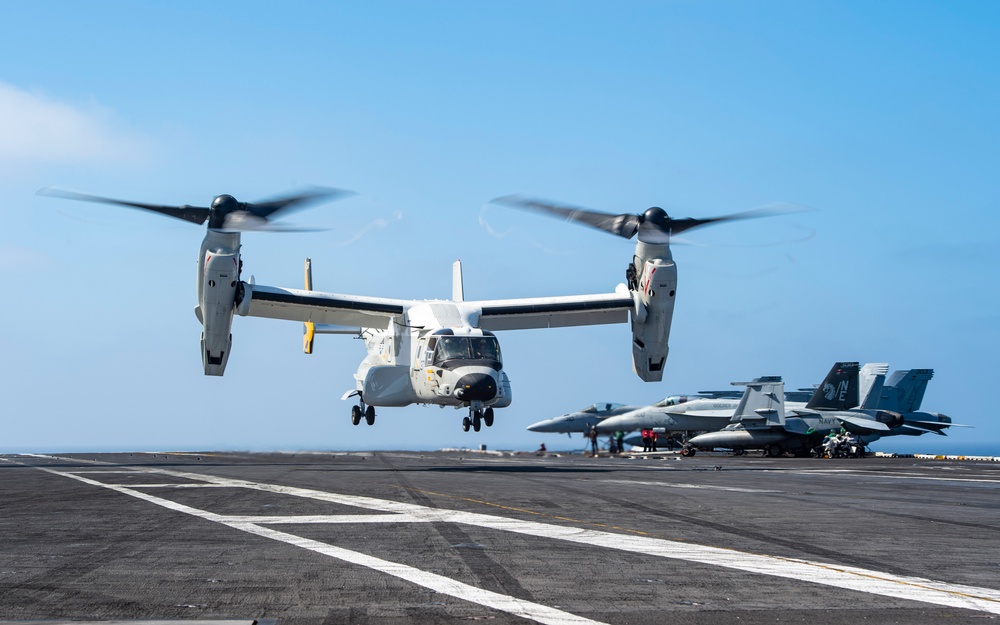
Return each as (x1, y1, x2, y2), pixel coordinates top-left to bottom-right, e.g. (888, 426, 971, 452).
(462, 406, 495, 432)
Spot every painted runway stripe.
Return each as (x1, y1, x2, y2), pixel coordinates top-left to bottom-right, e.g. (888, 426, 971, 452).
(772, 469, 1000, 485)
(600, 479, 782, 493)
(20, 456, 1000, 616)
(31, 465, 605, 625)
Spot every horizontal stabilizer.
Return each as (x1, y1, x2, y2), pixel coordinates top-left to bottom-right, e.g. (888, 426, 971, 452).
(838, 415, 891, 434)
(899, 424, 948, 436)
(904, 418, 970, 428)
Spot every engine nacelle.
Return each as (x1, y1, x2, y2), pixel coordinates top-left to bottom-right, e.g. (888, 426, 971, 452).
(200, 249, 239, 376)
(629, 254, 677, 382)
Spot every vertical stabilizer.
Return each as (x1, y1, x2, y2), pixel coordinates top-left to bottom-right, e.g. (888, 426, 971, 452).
(452, 260, 465, 302)
(805, 362, 860, 410)
(882, 369, 934, 413)
(731, 376, 785, 427)
(859, 363, 889, 409)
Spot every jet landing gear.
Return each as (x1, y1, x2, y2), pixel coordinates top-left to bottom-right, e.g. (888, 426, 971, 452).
(462, 406, 495, 432)
(349, 393, 375, 426)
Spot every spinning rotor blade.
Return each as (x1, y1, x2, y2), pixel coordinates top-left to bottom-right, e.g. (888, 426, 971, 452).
(39, 185, 354, 231)
(493, 194, 806, 245)
(243, 187, 355, 221)
(492, 195, 640, 239)
(37, 187, 210, 225)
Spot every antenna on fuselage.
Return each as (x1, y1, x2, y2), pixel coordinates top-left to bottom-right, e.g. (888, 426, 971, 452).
(452, 260, 465, 302)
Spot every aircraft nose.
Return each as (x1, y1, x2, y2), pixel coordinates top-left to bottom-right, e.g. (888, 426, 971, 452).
(526, 419, 552, 432)
(595, 416, 630, 433)
(454, 372, 497, 401)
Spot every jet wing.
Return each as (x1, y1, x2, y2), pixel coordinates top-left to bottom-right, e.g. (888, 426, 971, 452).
(472, 287, 634, 331)
(244, 284, 407, 328)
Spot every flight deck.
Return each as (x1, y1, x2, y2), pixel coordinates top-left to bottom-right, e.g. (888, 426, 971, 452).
(1, 450, 998, 624)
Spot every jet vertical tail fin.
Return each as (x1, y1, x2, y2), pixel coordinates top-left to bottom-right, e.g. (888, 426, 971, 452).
(731, 376, 785, 427)
(859, 363, 889, 409)
(805, 362, 860, 410)
(453, 259, 465, 302)
(882, 369, 934, 412)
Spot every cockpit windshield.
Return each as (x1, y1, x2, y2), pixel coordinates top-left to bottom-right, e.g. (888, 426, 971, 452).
(653, 395, 688, 408)
(578, 403, 626, 413)
(432, 336, 502, 368)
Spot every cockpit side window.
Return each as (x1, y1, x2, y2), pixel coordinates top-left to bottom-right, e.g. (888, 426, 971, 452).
(470, 337, 501, 361)
(433, 337, 467, 364)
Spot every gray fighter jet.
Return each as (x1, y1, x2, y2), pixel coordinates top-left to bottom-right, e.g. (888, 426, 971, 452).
(526, 403, 642, 434)
(684, 363, 965, 456)
(527, 391, 766, 435)
(595, 389, 814, 434)
(683, 364, 860, 457)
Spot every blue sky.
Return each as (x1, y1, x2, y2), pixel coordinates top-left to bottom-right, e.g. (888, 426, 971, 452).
(1, 1, 997, 455)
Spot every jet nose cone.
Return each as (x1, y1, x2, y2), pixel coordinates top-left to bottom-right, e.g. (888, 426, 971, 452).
(454, 372, 497, 401)
(596, 412, 638, 433)
(526, 420, 552, 432)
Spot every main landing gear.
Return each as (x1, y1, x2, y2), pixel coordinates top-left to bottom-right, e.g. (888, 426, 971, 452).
(462, 407, 495, 432)
(349, 393, 375, 426)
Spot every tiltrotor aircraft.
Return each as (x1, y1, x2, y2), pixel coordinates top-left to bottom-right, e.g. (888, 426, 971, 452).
(41, 187, 783, 432)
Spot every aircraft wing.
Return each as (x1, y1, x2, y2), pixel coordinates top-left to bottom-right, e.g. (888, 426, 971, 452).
(243, 284, 407, 328)
(472, 287, 634, 331)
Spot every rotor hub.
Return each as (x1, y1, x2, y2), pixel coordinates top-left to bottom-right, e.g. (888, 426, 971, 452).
(642, 206, 669, 224)
(209, 194, 242, 229)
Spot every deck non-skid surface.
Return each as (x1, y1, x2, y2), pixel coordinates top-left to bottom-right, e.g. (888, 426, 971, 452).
(1, 451, 998, 624)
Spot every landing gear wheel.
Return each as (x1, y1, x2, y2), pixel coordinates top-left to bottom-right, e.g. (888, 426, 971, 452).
(364, 405, 376, 426)
(351, 405, 362, 426)
(766, 445, 782, 458)
(483, 407, 494, 427)
(472, 410, 482, 432)
(462, 417, 471, 432)
(680, 446, 696, 457)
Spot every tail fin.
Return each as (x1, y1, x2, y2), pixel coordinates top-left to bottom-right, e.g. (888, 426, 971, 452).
(805, 362, 859, 410)
(303, 258, 315, 354)
(882, 369, 934, 413)
(859, 363, 889, 409)
(453, 259, 464, 302)
(731, 376, 785, 427)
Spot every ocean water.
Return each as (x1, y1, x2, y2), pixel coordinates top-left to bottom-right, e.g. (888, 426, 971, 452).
(868, 438, 1000, 457)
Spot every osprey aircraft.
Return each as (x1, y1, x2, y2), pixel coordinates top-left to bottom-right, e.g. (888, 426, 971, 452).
(40, 187, 783, 432)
